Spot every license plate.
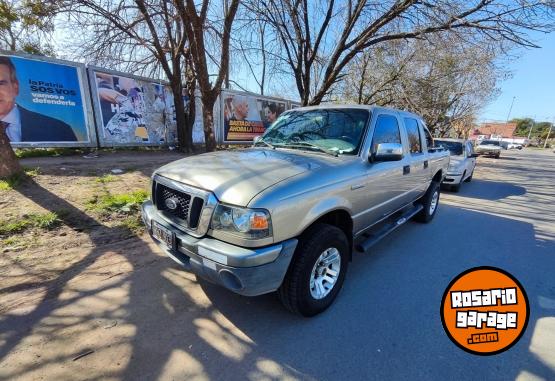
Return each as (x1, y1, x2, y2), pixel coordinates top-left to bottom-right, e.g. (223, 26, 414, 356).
(152, 221, 176, 251)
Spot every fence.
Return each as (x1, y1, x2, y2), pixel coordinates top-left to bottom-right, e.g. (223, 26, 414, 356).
(1, 50, 298, 149)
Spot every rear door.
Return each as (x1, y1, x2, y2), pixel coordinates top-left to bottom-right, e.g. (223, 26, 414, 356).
(403, 116, 430, 201)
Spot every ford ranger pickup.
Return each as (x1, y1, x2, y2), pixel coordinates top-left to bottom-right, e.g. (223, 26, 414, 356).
(141, 105, 449, 316)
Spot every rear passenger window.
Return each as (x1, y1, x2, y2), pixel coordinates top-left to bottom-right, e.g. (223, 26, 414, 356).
(372, 115, 401, 152)
(422, 124, 434, 150)
(404, 118, 422, 154)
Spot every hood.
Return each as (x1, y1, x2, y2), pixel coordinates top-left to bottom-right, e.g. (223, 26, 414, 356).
(449, 156, 464, 167)
(155, 148, 325, 206)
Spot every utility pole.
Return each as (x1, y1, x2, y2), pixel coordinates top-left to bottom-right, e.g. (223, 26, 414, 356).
(506, 96, 516, 122)
(544, 119, 553, 149)
(527, 116, 536, 142)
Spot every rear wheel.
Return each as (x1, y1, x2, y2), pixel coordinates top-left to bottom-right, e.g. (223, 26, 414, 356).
(495, 153, 500, 159)
(278, 223, 349, 317)
(415, 181, 440, 223)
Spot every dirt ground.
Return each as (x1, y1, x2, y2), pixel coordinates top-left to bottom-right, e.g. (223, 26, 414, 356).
(1, 149, 554, 381)
(0, 151, 184, 316)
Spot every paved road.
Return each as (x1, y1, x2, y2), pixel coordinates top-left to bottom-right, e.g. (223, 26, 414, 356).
(1, 149, 554, 380)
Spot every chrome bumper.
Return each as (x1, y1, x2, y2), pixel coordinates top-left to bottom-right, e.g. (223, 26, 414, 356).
(142, 201, 297, 296)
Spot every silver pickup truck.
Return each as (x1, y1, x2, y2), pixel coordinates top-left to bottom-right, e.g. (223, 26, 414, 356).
(141, 105, 449, 316)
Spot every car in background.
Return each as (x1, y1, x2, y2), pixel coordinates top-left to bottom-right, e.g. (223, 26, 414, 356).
(476, 139, 502, 158)
(507, 143, 523, 150)
(436, 138, 477, 192)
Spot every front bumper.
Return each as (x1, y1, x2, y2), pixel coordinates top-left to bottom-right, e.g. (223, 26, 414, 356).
(141, 201, 297, 296)
(476, 149, 500, 156)
(443, 172, 463, 185)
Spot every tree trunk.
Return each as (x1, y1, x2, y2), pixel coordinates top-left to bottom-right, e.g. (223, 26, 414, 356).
(173, 90, 193, 153)
(0, 128, 21, 178)
(202, 101, 217, 152)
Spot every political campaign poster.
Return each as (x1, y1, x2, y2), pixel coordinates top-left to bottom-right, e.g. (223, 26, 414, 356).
(222, 90, 286, 142)
(90, 68, 178, 146)
(0, 52, 94, 146)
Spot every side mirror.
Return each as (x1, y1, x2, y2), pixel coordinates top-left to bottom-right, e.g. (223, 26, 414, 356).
(371, 143, 404, 162)
(252, 135, 262, 145)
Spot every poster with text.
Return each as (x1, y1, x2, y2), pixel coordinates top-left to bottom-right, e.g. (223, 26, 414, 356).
(222, 92, 286, 142)
(0, 54, 90, 143)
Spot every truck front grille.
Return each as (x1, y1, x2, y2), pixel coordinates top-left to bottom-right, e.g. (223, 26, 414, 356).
(154, 182, 205, 229)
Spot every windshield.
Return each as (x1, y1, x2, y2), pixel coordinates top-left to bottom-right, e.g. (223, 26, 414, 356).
(261, 109, 370, 155)
(481, 140, 500, 146)
(435, 140, 463, 156)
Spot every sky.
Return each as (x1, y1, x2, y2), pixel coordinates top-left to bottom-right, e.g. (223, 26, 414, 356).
(479, 31, 555, 123)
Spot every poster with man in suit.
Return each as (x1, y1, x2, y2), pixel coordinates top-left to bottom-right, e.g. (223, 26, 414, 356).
(0, 55, 89, 143)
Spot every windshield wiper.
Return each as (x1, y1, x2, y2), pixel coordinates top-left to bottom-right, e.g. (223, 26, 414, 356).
(281, 141, 339, 157)
(253, 138, 276, 149)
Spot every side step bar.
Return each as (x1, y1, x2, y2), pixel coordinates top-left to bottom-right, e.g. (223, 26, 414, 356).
(356, 204, 423, 253)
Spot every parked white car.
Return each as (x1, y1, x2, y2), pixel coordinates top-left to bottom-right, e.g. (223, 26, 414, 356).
(476, 139, 502, 158)
(435, 138, 477, 192)
(507, 143, 523, 150)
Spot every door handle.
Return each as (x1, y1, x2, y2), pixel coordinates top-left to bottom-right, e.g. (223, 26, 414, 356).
(403, 165, 410, 175)
(423, 160, 429, 169)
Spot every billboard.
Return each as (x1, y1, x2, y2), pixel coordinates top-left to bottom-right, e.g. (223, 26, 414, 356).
(221, 90, 286, 142)
(90, 68, 178, 146)
(0, 52, 95, 146)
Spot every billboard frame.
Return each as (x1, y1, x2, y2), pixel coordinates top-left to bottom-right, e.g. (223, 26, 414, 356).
(1, 50, 98, 148)
(219, 89, 293, 144)
(87, 65, 177, 148)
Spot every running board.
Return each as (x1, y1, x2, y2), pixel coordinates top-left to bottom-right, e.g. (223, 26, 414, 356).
(355, 204, 423, 253)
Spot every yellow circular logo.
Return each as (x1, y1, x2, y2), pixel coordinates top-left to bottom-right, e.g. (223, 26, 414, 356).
(441, 267, 529, 355)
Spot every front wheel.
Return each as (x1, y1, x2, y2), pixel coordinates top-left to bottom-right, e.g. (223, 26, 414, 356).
(278, 223, 349, 317)
(415, 181, 440, 223)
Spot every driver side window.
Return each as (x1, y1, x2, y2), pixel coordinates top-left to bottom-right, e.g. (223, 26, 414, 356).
(372, 115, 401, 153)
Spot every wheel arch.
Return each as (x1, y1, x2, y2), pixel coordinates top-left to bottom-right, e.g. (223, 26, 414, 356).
(299, 209, 354, 260)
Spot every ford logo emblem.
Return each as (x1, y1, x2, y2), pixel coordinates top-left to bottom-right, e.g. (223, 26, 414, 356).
(165, 197, 179, 210)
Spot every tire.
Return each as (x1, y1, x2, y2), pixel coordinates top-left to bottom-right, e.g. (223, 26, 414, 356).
(278, 223, 349, 317)
(415, 181, 440, 223)
(465, 169, 473, 182)
(495, 153, 500, 159)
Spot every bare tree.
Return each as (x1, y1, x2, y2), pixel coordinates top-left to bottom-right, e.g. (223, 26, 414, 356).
(62, 0, 196, 152)
(250, 0, 554, 106)
(174, 0, 239, 152)
(0, 0, 58, 55)
(340, 35, 506, 136)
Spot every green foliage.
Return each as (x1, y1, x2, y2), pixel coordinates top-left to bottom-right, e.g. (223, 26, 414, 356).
(511, 118, 552, 139)
(0, 212, 60, 236)
(0, 0, 57, 54)
(0, 167, 40, 191)
(15, 148, 86, 158)
(95, 174, 117, 184)
(0, 172, 24, 191)
(87, 190, 148, 215)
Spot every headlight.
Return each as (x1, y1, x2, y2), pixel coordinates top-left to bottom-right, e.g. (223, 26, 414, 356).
(448, 163, 462, 173)
(211, 204, 272, 239)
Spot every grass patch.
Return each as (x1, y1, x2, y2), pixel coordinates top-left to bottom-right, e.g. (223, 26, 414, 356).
(24, 167, 41, 177)
(0, 212, 61, 237)
(0, 167, 40, 191)
(87, 190, 148, 216)
(0, 172, 24, 191)
(15, 148, 87, 159)
(118, 215, 145, 234)
(95, 174, 117, 184)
